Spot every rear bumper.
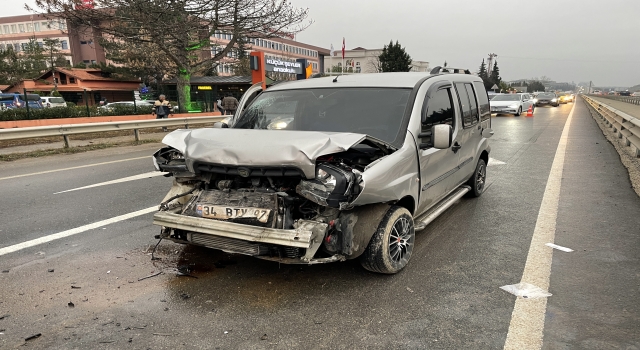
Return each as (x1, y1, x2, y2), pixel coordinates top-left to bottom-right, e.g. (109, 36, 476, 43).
(153, 211, 323, 249)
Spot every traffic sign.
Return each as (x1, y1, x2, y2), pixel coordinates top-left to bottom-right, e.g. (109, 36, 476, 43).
(491, 84, 499, 90)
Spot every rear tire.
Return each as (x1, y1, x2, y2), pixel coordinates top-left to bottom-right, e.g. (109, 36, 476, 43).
(466, 158, 487, 197)
(360, 206, 415, 274)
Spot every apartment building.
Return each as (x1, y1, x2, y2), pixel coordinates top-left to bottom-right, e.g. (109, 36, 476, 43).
(324, 47, 429, 74)
(211, 31, 330, 76)
(0, 14, 106, 66)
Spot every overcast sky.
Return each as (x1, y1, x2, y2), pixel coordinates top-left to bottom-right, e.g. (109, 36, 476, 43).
(8, 0, 640, 87)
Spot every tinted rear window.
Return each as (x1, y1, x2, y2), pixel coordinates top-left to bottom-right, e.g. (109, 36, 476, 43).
(49, 97, 65, 103)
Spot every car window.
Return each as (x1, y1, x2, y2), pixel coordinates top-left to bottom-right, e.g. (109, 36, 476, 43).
(455, 82, 478, 128)
(473, 81, 490, 122)
(50, 97, 65, 103)
(465, 84, 479, 125)
(421, 88, 454, 146)
(491, 95, 520, 101)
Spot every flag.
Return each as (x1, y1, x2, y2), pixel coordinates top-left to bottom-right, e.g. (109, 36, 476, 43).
(330, 44, 334, 57)
(341, 38, 345, 59)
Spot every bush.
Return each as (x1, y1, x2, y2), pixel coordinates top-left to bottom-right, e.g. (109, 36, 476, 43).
(0, 104, 154, 121)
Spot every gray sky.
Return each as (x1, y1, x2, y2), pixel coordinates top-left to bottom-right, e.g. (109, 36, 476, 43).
(9, 0, 640, 87)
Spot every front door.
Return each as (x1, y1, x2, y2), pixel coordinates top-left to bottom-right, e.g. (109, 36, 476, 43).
(416, 84, 462, 214)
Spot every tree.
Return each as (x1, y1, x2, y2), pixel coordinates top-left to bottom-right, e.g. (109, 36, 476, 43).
(478, 59, 490, 90)
(378, 40, 412, 72)
(527, 81, 545, 93)
(490, 60, 501, 88)
(367, 55, 382, 73)
(34, 0, 310, 110)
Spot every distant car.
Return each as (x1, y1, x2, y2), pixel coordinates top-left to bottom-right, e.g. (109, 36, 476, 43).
(619, 91, 631, 96)
(535, 92, 559, 107)
(41, 96, 67, 108)
(631, 92, 640, 97)
(557, 94, 571, 104)
(490, 93, 535, 116)
(0, 93, 44, 109)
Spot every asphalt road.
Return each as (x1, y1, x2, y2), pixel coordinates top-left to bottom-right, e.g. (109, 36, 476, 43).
(0, 97, 638, 349)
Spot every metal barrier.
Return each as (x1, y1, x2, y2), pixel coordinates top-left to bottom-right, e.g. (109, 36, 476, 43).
(0, 115, 224, 148)
(590, 94, 640, 106)
(583, 95, 640, 157)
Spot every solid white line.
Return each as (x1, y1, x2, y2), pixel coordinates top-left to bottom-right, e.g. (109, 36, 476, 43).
(54, 171, 167, 194)
(0, 156, 150, 181)
(0, 206, 158, 257)
(503, 102, 576, 350)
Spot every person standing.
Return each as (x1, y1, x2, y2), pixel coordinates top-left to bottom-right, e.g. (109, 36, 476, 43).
(152, 94, 172, 131)
(222, 94, 239, 115)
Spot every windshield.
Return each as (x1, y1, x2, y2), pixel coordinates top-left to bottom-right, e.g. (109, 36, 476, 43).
(233, 88, 411, 145)
(491, 95, 520, 101)
(539, 93, 555, 98)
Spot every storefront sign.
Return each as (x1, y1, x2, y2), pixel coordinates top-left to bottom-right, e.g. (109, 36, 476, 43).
(197, 86, 212, 90)
(265, 59, 303, 74)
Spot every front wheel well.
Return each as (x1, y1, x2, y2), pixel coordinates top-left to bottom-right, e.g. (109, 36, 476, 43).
(394, 196, 416, 215)
(480, 150, 489, 165)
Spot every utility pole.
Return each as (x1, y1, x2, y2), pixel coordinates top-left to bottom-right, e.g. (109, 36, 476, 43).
(487, 53, 497, 74)
(588, 81, 592, 94)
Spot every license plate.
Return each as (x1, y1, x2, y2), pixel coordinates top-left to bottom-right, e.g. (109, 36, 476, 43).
(197, 205, 271, 223)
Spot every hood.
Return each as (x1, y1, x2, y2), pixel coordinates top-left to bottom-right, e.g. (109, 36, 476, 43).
(162, 129, 390, 179)
(490, 100, 520, 107)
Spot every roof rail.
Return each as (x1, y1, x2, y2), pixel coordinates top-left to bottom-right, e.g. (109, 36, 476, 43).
(430, 66, 471, 75)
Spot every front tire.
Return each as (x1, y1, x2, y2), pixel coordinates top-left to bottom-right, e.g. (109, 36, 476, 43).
(515, 107, 522, 116)
(466, 158, 487, 197)
(360, 206, 415, 274)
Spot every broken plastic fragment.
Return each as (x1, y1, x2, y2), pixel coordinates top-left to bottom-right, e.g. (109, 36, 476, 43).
(545, 243, 574, 252)
(499, 283, 552, 299)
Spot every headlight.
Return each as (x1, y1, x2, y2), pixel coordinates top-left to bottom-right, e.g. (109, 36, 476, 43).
(508, 104, 519, 108)
(316, 168, 337, 191)
(533, 99, 538, 103)
(551, 98, 557, 102)
(297, 163, 358, 208)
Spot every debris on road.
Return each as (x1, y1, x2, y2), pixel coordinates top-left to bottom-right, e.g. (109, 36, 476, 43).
(67, 302, 75, 308)
(138, 271, 162, 281)
(1, 270, 8, 273)
(25, 333, 42, 341)
(180, 293, 190, 300)
(500, 283, 552, 299)
(545, 243, 574, 252)
(261, 334, 268, 340)
(47, 269, 54, 273)
(406, 287, 414, 293)
(71, 286, 81, 289)
(0, 314, 9, 320)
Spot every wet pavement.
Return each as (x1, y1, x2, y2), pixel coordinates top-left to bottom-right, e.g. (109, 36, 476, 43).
(0, 98, 638, 349)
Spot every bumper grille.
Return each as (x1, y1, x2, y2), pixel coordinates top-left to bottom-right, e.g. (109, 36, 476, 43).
(188, 232, 269, 256)
(196, 163, 302, 177)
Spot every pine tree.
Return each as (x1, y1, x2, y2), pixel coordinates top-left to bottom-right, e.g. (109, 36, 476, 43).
(378, 40, 412, 72)
(490, 61, 501, 88)
(478, 59, 489, 90)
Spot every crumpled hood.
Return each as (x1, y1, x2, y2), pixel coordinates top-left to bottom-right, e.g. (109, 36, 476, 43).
(490, 100, 520, 107)
(162, 129, 373, 179)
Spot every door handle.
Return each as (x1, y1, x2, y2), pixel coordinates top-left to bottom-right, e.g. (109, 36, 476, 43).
(452, 141, 461, 153)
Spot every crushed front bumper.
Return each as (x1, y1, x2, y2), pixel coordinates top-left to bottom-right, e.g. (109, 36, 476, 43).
(153, 211, 338, 263)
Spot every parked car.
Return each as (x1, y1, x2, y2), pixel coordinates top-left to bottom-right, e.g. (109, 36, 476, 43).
(0, 93, 44, 110)
(535, 92, 559, 107)
(151, 70, 494, 274)
(40, 96, 67, 108)
(490, 93, 534, 116)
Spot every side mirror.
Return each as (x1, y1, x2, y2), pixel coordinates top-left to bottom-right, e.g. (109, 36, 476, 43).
(482, 128, 494, 138)
(432, 124, 452, 149)
(213, 122, 229, 128)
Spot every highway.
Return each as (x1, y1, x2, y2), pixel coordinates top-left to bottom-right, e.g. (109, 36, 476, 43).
(0, 97, 638, 349)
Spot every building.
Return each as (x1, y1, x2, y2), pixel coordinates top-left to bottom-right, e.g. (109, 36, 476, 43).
(0, 14, 106, 66)
(210, 31, 330, 76)
(5, 68, 141, 106)
(323, 47, 429, 74)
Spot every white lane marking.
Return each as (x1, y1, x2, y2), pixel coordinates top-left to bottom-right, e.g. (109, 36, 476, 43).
(0, 206, 157, 257)
(503, 102, 576, 350)
(0, 156, 150, 181)
(545, 243, 574, 253)
(488, 157, 506, 166)
(54, 171, 167, 194)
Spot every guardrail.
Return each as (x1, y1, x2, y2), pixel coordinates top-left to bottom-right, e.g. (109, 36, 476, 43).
(0, 115, 224, 148)
(583, 95, 640, 157)
(590, 94, 640, 106)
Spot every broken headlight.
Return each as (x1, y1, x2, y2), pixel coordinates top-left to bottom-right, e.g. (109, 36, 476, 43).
(296, 164, 359, 209)
(153, 147, 190, 175)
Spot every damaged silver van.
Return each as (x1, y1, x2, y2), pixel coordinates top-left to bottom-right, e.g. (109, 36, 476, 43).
(152, 67, 493, 274)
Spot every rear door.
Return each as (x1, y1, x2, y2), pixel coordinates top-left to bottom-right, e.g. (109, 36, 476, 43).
(473, 81, 491, 130)
(452, 82, 482, 188)
(416, 82, 462, 214)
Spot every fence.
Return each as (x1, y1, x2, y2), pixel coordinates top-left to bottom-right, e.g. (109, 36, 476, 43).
(583, 95, 640, 157)
(0, 115, 224, 148)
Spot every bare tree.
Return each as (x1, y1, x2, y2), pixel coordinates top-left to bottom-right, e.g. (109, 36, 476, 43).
(367, 55, 382, 73)
(31, 0, 310, 109)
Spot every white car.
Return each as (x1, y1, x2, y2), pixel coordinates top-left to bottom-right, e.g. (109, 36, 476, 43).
(631, 92, 640, 97)
(490, 93, 535, 116)
(41, 96, 67, 108)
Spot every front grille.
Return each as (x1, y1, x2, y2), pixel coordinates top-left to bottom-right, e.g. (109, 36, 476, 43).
(196, 163, 302, 177)
(188, 232, 269, 256)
